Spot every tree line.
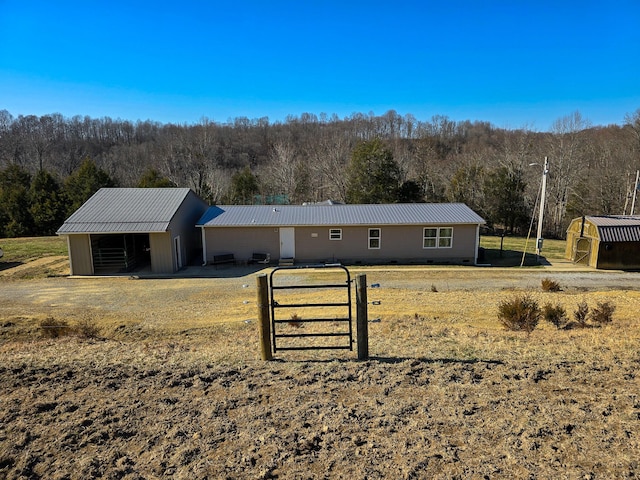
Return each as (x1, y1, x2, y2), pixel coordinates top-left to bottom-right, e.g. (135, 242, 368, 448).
(1, 108, 639, 239)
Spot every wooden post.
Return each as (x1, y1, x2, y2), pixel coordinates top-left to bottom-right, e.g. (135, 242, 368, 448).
(256, 274, 272, 360)
(356, 273, 369, 360)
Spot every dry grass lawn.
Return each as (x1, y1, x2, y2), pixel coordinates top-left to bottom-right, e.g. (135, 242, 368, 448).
(1, 247, 639, 478)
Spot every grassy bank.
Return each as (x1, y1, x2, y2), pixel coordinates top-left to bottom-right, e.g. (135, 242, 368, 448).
(0, 236, 67, 263)
(480, 235, 566, 266)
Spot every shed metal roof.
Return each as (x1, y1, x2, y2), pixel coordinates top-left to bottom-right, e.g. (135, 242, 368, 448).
(57, 188, 195, 234)
(587, 215, 640, 242)
(197, 203, 485, 227)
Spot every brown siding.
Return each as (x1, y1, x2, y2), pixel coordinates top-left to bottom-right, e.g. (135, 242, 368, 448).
(596, 241, 640, 270)
(67, 234, 93, 275)
(204, 227, 280, 263)
(295, 225, 477, 263)
(204, 224, 478, 265)
(149, 232, 173, 273)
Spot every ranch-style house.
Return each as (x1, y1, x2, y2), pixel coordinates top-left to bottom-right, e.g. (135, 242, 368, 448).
(197, 203, 485, 266)
(58, 188, 486, 274)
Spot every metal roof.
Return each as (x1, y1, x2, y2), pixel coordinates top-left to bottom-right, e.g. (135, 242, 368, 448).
(197, 203, 485, 227)
(587, 215, 640, 242)
(57, 188, 195, 234)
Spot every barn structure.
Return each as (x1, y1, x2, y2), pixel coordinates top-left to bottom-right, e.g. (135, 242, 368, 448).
(197, 203, 485, 266)
(565, 215, 640, 270)
(57, 188, 208, 275)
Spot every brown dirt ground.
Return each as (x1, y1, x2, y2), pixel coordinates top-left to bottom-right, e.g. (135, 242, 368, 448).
(1, 259, 639, 479)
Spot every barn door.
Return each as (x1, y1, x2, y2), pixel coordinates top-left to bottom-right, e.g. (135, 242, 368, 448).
(573, 238, 591, 265)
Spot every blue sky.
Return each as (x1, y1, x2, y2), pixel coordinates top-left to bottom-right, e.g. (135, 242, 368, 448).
(1, 1, 639, 130)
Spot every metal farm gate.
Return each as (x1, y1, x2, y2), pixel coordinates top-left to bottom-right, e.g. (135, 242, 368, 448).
(269, 265, 354, 352)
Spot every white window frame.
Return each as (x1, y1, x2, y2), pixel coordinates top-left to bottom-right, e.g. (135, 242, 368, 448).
(329, 228, 342, 240)
(368, 228, 381, 249)
(423, 228, 438, 248)
(423, 227, 453, 249)
(438, 227, 453, 248)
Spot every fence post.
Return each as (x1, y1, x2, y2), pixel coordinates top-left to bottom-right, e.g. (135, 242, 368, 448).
(356, 273, 369, 360)
(256, 274, 273, 360)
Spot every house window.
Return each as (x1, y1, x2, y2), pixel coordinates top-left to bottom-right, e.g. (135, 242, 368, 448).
(368, 228, 381, 249)
(329, 228, 342, 240)
(423, 228, 437, 248)
(423, 227, 453, 248)
(439, 227, 453, 248)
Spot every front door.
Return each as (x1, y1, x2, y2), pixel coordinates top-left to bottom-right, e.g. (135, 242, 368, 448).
(279, 228, 295, 259)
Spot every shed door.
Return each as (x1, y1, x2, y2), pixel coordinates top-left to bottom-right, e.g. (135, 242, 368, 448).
(279, 228, 295, 259)
(574, 238, 591, 265)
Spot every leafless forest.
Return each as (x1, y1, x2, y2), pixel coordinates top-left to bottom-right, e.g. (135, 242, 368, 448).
(1, 108, 639, 238)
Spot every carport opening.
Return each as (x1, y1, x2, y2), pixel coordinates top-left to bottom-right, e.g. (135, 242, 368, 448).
(91, 233, 151, 274)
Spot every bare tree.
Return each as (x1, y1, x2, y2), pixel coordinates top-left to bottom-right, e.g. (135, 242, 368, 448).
(261, 140, 309, 204)
(546, 111, 592, 237)
(307, 131, 353, 202)
(1, 108, 639, 234)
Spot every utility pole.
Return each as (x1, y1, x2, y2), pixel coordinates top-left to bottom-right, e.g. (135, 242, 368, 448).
(535, 157, 549, 259)
(631, 170, 639, 216)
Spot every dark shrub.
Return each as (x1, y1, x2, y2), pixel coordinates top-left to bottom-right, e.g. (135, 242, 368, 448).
(541, 278, 561, 292)
(590, 301, 616, 324)
(497, 294, 541, 334)
(40, 317, 70, 338)
(573, 301, 589, 328)
(543, 303, 568, 330)
(74, 317, 101, 339)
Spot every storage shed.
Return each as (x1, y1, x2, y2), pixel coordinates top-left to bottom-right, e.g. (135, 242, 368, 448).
(57, 188, 208, 275)
(565, 215, 640, 270)
(197, 203, 485, 266)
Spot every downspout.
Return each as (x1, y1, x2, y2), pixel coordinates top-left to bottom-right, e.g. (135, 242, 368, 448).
(201, 226, 208, 266)
(474, 224, 480, 265)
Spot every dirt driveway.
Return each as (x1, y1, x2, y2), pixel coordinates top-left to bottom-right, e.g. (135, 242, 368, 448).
(1, 259, 638, 338)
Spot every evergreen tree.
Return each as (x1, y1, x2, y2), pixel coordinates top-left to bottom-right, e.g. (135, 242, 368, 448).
(345, 139, 401, 203)
(398, 180, 424, 202)
(30, 169, 67, 235)
(137, 168, 176, 188)
(484, 166, 528, 234)
(228, 167, 259, 204)
(0, 165, 33, 237)
(64, 158, 116, 215)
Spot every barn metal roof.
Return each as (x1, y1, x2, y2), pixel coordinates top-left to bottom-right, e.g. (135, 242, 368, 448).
(57, 188, 195, 234)
(197, 203, 485, 227)
(587, 215, 640, 242)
